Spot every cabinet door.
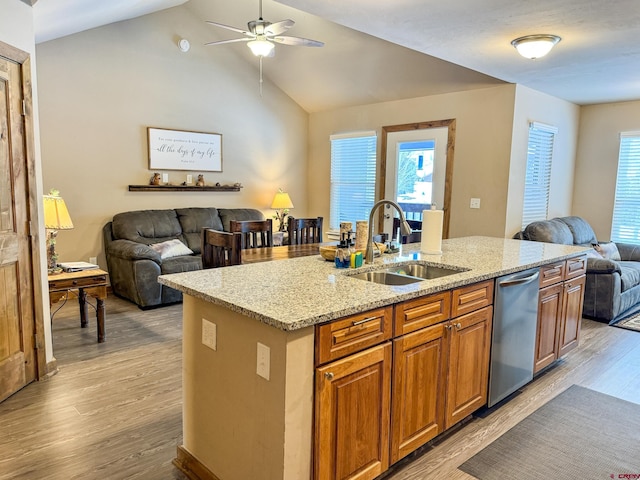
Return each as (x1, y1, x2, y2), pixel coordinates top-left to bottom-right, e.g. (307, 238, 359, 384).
(558, 275, 585, 357)
(315, 343, 392, 480)
(390, 323, 447, 463)
(534, 283, 563, 374)
(445, 306, 493, 429)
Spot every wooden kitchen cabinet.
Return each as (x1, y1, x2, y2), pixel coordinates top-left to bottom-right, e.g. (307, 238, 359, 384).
(391, 322, 447, 463)
(314, 342, 392, 480)
(390, 282, 493, 463)
(534, 256, 586, 374)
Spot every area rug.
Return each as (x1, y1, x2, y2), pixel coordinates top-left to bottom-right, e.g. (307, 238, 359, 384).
(459, 385, 640, 480)
(613, 312, 640, 332)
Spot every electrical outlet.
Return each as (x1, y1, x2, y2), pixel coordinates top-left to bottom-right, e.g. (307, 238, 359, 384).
(470, 198, 481, 209)
(162, 173, 169, 184)
(89, 257, 97, 265)
(202, 319, 217, 351)
(257, 342, 270, 380)
(187, 174, 193, 184)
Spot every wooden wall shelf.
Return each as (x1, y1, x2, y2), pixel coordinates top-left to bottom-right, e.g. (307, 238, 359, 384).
(128, 185, 242, 192)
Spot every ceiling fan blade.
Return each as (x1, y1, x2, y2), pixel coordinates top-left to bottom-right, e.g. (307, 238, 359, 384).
(205, 38, 252, 46)
(206, 20, 252, 37)
(272, 35, 324, 47)
(265, 19, 295, 36)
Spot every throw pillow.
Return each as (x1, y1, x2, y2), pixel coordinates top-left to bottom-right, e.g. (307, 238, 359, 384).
(593, 242, 621, 261)
(150, 239, 194, 259)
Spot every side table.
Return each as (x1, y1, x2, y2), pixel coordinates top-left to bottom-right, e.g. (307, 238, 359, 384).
(48, 268, 109, 343)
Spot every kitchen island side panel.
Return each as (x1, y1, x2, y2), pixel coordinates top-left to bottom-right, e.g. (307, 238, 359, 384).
(182, 295, 315, 480)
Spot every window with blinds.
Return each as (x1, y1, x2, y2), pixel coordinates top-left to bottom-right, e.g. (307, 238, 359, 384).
(329, 132, 377, 231)
(611, 132, 640, 244)
(521, 122, 558, 229)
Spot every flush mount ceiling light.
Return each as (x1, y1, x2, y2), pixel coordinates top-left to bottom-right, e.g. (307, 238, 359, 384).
(511, 34, 561, 59)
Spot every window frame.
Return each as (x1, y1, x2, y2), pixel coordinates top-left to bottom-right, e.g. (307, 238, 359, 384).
(611, 131, 640, 244)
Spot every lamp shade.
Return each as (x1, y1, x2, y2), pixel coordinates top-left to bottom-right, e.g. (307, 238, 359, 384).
(511, 34, 561, 59)
(271, 191, 294, 210)
(43, 194, 74, 230)
(248, 38, 275, 57)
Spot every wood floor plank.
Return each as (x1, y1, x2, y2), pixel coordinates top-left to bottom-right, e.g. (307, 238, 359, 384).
(1, 295, 639, 480)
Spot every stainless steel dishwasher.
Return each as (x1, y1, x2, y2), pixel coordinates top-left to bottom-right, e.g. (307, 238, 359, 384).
(488, 267, 540, 407)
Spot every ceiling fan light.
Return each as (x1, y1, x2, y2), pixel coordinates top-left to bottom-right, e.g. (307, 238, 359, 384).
(248, 38, 275, 57)
(511, 34, 561, 59)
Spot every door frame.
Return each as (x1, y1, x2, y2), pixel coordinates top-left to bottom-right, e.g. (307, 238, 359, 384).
(0, 40, 50, 381)
(379, 119, 456, 239)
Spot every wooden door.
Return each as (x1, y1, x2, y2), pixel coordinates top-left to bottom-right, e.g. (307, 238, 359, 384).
(558, 275, 585, 357)
(534, 283, 563, 374)
(314, 342, 391, 480)
(0, 55, 37, 402)
(391, 323, 447, 463)
(445, 306, 492, 429)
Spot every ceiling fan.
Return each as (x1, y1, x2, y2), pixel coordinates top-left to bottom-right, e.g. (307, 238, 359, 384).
(205, 0, 324, 92)
(205, 0, 324, 57)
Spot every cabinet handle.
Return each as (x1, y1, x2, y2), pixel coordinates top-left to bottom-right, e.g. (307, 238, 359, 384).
(455, 323, 462, 329)
(324, 372, 334, 380)
(445, 324, 452, 331)
(352, 316, 377, 326)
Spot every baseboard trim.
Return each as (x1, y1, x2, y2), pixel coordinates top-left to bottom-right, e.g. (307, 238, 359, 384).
(173, 445, 220, 480)
(42, 357, 58, 379)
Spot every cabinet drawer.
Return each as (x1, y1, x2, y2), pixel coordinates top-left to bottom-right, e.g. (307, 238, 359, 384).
(539, 262, 565, 288)
(451, 280, 493, 318)
(565, 255, 587, 280)
(315, 307, 393, 365)
(394, 291, 451, 336)
(49, 275, 108, 290)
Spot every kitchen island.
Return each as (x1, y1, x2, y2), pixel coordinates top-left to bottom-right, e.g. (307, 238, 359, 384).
(159, 236, 589, 480)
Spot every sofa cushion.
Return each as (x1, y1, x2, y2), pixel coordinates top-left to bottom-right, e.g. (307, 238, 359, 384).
(217, 208, 265, 232)
(150, 239, 194, 259)
(619, 261, 640, 292)
(594, 242, 621, 261)
(558, 216, 598, 245)
(524, 218, 574, 245)
(160, 254, 202, 274)
(112, 209, 183, 245)
(176, 208, 224, 253)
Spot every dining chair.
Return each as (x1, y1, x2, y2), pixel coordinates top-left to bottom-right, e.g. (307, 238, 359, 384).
(201, 229, 242, 268)
(287, 216, 323, 245)
(392, 217, 423, 244)
(229, 219, 273, 249)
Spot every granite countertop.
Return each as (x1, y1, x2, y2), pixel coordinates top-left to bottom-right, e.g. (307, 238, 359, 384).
(158, 236, 589, 331)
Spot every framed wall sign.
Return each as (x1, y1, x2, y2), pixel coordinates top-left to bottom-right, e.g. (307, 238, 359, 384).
(148, 127, 222, 172)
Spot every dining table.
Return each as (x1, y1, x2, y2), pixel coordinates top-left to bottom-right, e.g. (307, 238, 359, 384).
(241, 242, 337, 264)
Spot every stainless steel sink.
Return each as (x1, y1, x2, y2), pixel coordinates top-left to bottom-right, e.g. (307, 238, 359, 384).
(348, 262, 467, 285)
(349, 270, 424, 285)
(384, 264, 463, 280)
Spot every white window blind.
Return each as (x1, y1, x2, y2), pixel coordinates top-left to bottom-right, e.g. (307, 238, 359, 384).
(611, 132, 640, 244)
(330, 132, 377, 231)
(522, 122, 558, 229)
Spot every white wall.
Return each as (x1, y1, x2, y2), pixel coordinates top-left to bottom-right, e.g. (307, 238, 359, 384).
(573, 100, 640, 241)
(505, 85, 580, 236)
(308, 85, 518, 238)
(36, 5, 309, 266)
(1, 0, 53, 363)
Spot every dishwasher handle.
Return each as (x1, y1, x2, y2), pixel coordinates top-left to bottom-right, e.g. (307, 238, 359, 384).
(498, 271, 539, 287)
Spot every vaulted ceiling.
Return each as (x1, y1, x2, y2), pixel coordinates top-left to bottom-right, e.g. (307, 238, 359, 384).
(33, 0, 640, 113)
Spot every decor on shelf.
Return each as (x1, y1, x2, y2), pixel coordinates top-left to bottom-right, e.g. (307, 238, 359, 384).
(147, 127, 222, 172)
(271, 188, 294, 232)
(128, 184, 242, 192)
(196, 174, 205, 186)
(150, 172, 162, 185)
(43, 189, 74, 274)
(511, 34, 561, 59)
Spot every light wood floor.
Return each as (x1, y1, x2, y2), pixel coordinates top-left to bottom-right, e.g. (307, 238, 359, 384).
(1, 295, 639, 480)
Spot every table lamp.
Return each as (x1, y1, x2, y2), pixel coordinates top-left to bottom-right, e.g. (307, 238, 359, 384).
(271, 188, 294, 232)
(43, 190, 74, 274)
